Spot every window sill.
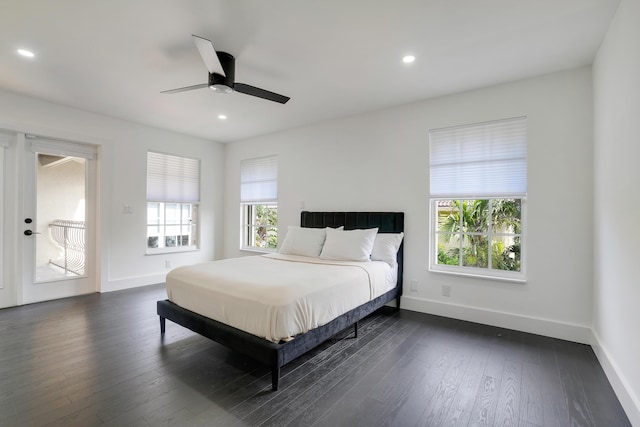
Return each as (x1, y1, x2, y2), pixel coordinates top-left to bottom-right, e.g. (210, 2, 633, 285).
(429, 266, 526, 283)
(146, 246, 199, 255)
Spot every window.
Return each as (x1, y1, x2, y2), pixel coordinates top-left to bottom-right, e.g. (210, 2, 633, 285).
(240, 155, 277, 250)
(429, 117, 527, 280)
(146, 152, 200, 253)
(146, 202, 198, 250)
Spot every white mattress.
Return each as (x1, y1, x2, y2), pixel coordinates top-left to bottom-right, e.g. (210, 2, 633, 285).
(165, 253, 394, 342)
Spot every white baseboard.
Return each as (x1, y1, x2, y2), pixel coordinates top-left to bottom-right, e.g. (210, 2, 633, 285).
(400, 295, 592, 344)
(101, 273, 167, 293)
(591, 330, 640, 427)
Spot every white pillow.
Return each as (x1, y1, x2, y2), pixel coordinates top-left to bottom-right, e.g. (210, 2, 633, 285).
(320, 227, 378, 262)
(371, 232, 404, 267)
(278, 226, 326, 257)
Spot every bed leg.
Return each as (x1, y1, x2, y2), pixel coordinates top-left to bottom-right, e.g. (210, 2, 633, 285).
(396, 295, 401, 310)
(271, 367, 280, 391)
(354, 321, 359, 338)
(159, 316, 166, 334)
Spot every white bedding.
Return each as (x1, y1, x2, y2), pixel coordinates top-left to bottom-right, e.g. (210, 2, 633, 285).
(165, 253, 394, 342)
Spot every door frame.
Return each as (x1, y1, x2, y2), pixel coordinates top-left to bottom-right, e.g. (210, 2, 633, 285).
(0, 131, 17, 308)
(13, 132, 99, 305)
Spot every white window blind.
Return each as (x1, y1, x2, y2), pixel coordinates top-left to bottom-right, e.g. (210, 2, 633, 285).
(147, 151, 200, 203)
(240, 155, 278, 204)
(429, 116, 527, 198)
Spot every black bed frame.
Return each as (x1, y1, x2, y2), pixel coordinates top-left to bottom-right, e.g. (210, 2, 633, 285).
(157, 211, 404, 391)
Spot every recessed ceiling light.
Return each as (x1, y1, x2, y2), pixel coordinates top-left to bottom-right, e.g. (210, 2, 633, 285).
(218, 114, 227, 120)
(402, 55, 415, 64)
(17, 49, 35, 58)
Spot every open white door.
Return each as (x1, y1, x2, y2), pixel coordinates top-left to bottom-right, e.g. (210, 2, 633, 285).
(20, 135, 97, 304)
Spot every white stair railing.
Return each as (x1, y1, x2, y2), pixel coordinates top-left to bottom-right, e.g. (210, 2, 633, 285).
(48, 219, 85, 276)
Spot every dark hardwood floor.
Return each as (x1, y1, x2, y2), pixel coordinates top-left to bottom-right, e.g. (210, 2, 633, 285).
(0, 284, 631, 427)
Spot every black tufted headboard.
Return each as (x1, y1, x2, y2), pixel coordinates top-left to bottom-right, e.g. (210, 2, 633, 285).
(300, 211, 404, 295)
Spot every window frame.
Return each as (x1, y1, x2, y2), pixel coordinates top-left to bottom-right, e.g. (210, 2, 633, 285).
(429, 197, 526, 282)
(146, 201, 199, 255)
(240, 202, 278, 252)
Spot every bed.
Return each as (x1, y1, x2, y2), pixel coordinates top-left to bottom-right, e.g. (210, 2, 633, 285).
(157, 211, 404, 390)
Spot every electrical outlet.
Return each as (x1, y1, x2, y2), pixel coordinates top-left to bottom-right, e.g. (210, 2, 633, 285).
(410, 280, 418, 291)
(165, 260, 171, 269)
(442, 284, 451, 297)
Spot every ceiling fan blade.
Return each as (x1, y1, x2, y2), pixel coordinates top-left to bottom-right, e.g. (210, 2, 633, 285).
(233, 83, 290, 104)
(192, 35, 225, 76)
(161, 83, 209, 94)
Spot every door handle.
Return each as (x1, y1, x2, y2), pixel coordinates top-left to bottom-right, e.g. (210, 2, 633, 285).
(24, 230, 41, 236)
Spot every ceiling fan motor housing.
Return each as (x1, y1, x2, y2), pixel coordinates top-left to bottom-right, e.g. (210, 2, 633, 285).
(209, 51, 235, 91)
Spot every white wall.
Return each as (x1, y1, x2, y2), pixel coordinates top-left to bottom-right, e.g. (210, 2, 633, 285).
(593, 0, 640, 424)
(225, 67, 594, 343)
(0, 89, 225, 294)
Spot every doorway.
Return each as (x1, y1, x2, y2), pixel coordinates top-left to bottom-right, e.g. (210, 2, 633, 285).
(1, 132, 98, 307)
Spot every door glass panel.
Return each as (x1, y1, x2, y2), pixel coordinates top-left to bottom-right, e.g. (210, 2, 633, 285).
(35, 154, 87, 282)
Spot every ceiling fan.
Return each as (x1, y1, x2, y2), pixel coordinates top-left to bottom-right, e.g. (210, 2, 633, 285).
(161, 35, 290, 104)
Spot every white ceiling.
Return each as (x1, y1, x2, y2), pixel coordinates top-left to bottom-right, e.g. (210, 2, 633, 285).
(0, 0, 620, 143)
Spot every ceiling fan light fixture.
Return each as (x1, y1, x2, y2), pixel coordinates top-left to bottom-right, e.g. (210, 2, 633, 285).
(210, 84, 233, 94)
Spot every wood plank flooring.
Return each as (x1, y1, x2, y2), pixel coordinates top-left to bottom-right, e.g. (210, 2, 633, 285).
(0, 284, 631, 426)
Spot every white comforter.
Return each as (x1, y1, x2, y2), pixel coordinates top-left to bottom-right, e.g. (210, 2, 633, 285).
(165, 253, 393, 342)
